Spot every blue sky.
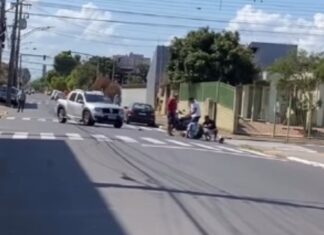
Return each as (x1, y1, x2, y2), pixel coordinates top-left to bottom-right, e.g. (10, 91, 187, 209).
(3, 0, 324, 79)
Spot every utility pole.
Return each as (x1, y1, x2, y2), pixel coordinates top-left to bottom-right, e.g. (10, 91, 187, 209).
(15, 1, 30, 88)
(0, 0, 6, 72)
(7, 0, 19, 106)
(14, 0, 23, 88)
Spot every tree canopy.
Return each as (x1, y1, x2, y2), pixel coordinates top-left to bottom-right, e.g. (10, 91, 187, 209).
(54, 51, 80, 76)
(269, 50, 324, 136)
(168, 28, 258, 85)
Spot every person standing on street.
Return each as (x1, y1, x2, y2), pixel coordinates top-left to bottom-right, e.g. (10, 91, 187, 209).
(186, 97, 201, 138)
(167, 94, 178, 136)
(17, 85, 26, 113)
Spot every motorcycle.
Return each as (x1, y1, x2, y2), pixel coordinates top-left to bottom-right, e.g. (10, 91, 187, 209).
(172, 111, 224, 143)
(172, 111, 204, 139)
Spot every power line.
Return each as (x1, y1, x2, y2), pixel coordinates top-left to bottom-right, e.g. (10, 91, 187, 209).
(17, 11, 324, 38)
(22, 4, 324, 32)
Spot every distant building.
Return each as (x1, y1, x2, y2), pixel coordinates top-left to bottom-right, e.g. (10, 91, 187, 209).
(249, 42, 298, 70)
(146, 46, 170, 108)
(113, 53, 150, 71)
(238, 42, 298, 123)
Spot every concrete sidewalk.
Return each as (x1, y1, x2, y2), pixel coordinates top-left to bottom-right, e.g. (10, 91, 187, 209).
(228, 139, 324, 168)
(0, 105, 8, 119)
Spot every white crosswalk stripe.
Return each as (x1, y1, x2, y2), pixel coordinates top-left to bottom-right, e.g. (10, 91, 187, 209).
(165, 139, 192, 147)
(52, 119, 59, 123)
(22, 117, 31, 121)
(216, 145, 242, 153)
(6, 117, 15, 120)
(139, 126, 153, 131)
(12, 132, 28, 139)
(38, 118, 46, 122)
(124, 124, 137, 129)
(141, 137, 166, 145)
(190, 142, 221, 151)
(115, 135, 138, 143)
(156, 128, 166, 133)
(66, 133, 83, 140)
(40, 133, 56, 140)
(92, 134, 112, 142)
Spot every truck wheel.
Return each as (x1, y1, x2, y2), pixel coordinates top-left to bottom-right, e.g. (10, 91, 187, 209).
(114, 121, 123, 129)
(58, 107, 67, 123)
(83, 110, 95, 126)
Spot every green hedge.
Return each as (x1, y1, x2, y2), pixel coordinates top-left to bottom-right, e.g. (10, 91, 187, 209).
(179, 81, 235, 109)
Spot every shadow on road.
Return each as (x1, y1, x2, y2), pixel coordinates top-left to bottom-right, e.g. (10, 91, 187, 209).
(0, 139, 126, 235)
(24, 102, 38, 109)
(93, 182, 324, 211)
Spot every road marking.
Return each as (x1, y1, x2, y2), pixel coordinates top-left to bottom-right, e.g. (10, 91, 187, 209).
(37, 102, 42, 105)
(165, 139, 192, 147)
(124, 124, 137, 129)
(217, 145, 242, 153)
(12, 132, 28, 139)
(156, 128, 166, 133)
(38, 118, 46, 122)
(66, 133, 83, 140)
(115, 135, 138, 143)
(22, 117, 31, 121)
(288, 157, 324, 169)
(6, 117, 15, 120)
(190, 142, 220, 150)
(52, 119, 59, 123)
(40, 133, 56, 140)
(92, 134, 112, 142)
(141, 137, 166, 145)
(139, 126, 153, 131)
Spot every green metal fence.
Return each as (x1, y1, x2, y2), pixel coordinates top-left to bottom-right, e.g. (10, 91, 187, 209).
(179, 81, 235, 109)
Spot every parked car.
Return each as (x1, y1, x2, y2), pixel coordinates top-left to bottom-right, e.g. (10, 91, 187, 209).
(50, 90, 59, 100)
(53, 91, 64, 101)
(56, 89, 124, 128)
(125, 102, 155, 127)
(0, 85, 18, 105)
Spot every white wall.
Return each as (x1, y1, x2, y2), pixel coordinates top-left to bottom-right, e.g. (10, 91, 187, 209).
(122, 88, 147, 107)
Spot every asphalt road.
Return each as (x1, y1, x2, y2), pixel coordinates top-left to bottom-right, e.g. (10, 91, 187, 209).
(1, 94, 324, 235)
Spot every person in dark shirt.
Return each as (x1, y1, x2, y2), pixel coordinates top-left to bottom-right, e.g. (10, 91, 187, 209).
(202, 115, 218, 141)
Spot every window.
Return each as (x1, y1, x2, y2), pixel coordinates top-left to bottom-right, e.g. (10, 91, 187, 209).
(85, 94, 110, 103)
(69, 93, 77, 101)
(133, 103, 153, 111)
(76, 94, 84, 103)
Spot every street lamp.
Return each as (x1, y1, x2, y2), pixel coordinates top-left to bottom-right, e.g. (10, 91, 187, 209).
(21, 26, 53, 39)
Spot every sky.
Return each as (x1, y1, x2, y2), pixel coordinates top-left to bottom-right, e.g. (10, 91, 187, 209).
(3, 0, 324, 79)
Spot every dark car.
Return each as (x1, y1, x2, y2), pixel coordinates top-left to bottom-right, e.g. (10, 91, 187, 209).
(125, 103, 155, 127)
(0, 86, 18, 106)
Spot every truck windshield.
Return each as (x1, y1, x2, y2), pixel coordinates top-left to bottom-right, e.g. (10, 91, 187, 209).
(85, 94, 111, 103)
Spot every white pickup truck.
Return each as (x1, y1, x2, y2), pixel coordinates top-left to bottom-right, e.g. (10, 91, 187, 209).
(56, 89, 123, 128)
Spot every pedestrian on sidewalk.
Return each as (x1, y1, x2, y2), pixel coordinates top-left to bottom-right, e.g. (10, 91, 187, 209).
(17, 84, 26, 113)
(167, 94, 178, 136)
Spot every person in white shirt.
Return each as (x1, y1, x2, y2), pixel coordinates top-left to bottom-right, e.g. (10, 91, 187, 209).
(189, 97, 201, 123)
(186, 97, 201, 138)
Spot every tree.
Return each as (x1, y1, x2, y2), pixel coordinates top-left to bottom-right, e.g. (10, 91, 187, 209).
(269, 51, 324, 136)
(136, 63, 149, 83)
(50, 76, 68, 91)
(68, 63, 97, 90)
(168, 28, 258, 85)
(88, 56, 114, 76)
(54, 51, 80, 76)
(31, 78, 47, 92)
